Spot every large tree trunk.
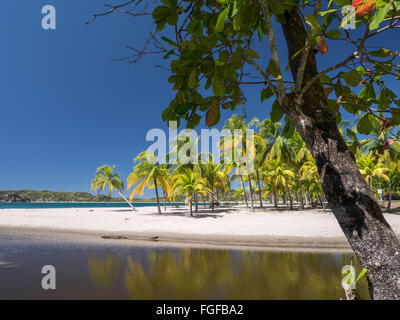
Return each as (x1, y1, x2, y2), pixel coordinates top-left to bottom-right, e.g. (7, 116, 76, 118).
(153, 177, 162, 215)
(280, 7, 400, 299)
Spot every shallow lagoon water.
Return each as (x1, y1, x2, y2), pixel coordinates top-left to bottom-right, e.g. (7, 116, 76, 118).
(0, 231, 370, 300)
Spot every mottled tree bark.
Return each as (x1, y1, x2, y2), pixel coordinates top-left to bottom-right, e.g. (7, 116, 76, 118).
(280, 8, 400, 299)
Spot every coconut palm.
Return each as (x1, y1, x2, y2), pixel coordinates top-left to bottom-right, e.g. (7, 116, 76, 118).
(127, 151, 171, 214)
(196, 152, 230, 211)
(91, 164, 136, 211)
(262, 159, 295, 209)
(300, 157, 325, 209)
(172, 169, 211, 216)
(357, 152, 390, 197)
(379, 151, 400, 212)
(223, 115, 259, 209)
(229, 163, 250, 208)
(289, 131, 310, 209)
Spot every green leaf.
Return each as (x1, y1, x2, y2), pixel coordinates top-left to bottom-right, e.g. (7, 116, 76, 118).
(305, 14, 322, 34)
(342, 70, 362, 87)
(357, 114, 373, 135)
(347, 129, 358, 142)
(326, 29, 341, 39)
(266, 60, 282, 80)
(370, 3, 391, 30)
(319, 74, 332, 84)
(270, 100, 284, 123)
(356, 268, 367, 283)
(161, 36, 178, 47)
(392, 141, 400, 153)
(212, 77, 225, 97)
(215, 8, 229, 33)
(188, 69, 198, 89)
(246, 49, 259, 59)
(261, 87, 274, 102)
(187, 113, 201, 129)
(368, 48, 394, 57)
(378, 88, 396, 107)
(359, 82, 376, 101)
(282, 120, 295, 139)
(333, 0, 352, 6)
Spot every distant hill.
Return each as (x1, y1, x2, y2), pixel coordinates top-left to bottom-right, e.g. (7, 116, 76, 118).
(0, 190, 114, 203)
(0, 189, 238, 203)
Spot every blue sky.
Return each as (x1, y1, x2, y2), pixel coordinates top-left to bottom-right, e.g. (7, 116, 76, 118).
(0, 1, 398, 198)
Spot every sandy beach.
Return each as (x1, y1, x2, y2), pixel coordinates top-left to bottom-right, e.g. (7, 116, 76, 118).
(1, 205, 400, 249)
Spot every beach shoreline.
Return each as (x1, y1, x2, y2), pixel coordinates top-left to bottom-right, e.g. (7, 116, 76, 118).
(1, 206, 400, 251)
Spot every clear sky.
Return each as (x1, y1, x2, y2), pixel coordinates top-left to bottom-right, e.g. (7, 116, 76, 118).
(1, 1, 398, 198)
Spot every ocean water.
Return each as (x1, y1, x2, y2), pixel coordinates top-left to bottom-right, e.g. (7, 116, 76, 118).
(0, 202, 186, 210)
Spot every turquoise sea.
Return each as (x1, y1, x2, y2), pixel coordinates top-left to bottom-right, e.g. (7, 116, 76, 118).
(0, 202, 186, 210)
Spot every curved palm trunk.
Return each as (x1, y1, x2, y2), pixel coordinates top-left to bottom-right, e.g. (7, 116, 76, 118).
(387, 180, 392, 213)
(273, 191, 278, 209)
(153, 177, 162, 214)
(201, 195, 206, 207)
(240, 176, 249, 208)
(194, 193, 199, 213)
(299, 173, 304, 210)
(256, 170, 263, 209)
(286, 186, 293, 210)
(163, 190, 167, 212)
(189, 199, 193, 217)
(247, 175, 255, 210)
(117, 191, 136, 211)
(280, 6, 400, 299)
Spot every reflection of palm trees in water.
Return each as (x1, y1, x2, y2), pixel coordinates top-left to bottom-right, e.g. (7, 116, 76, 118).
(87, 251, 122, 289)
(88, 249, 370, 299)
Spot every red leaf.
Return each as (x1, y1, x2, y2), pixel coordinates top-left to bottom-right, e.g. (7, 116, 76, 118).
(352, 0, 364, 9)
(353, 0, 376, 18)
(206, 99, 221, 127)
(318, 37, 328, 55)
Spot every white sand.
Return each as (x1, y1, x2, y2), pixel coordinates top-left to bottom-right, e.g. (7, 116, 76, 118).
(1, 206, 400, 247)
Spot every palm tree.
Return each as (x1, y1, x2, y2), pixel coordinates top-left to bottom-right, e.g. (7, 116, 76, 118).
(197, 153, 230, 211)
(356, 151, 390, 197)
(379, 151, 400, 211)
(223, 115, 258, 209)
(91, 164, 136, 211)
(301, 157, 324, 209)
(127, 151, 171, 214)
(262, 159, 295, 209)
(289, 131, 310, 209)
(172, 169, 211, 216)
